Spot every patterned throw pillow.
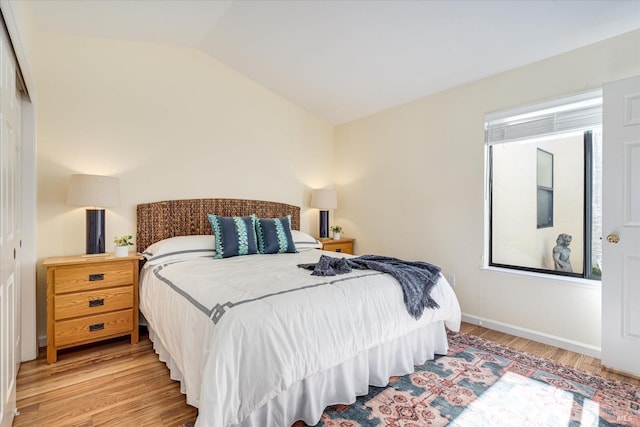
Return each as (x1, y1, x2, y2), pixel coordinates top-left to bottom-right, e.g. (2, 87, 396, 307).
(207, 214, 258, 259)
(256, 215, 297, 254)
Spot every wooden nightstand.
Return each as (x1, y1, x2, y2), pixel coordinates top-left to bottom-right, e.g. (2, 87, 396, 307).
(318, 237, 355, 255)
(44, 253, 141, 363)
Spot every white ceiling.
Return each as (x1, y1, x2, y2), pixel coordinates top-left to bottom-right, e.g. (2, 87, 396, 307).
(26, 0, 640, 124)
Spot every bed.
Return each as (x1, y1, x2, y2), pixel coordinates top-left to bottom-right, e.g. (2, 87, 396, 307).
(136, 198, 461, 427)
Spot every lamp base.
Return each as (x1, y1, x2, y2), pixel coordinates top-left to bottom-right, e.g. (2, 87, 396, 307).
(86, 209, 106, 254)
(319, 210, 329, 238)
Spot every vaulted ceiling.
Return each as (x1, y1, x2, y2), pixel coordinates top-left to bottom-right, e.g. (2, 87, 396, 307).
(26, 0, 640, 124)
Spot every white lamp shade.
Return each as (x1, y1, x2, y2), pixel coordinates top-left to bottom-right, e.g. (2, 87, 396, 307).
(67, 174, 121, 208)
(310, 189, 337, 209)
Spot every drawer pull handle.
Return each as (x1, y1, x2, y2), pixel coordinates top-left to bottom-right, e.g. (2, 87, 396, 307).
(89, 323, 105, 332)
(89, 299, 104, 307)
(89, 273, 105, 281)
(336, 248, 342, 253)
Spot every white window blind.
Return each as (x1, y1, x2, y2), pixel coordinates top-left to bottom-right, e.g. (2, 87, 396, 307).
(485, 90, 602, 145)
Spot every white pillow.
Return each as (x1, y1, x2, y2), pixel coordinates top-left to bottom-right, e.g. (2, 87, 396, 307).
(142, 235, 216, 265)
(291, 230, 322, 251)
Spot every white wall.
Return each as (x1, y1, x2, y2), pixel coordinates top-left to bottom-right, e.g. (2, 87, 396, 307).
(334, 29, 640, 351)
(34, 32, 334, 339)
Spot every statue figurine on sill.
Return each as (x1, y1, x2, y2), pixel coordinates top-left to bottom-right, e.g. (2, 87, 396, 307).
(553, 233, 573, 272)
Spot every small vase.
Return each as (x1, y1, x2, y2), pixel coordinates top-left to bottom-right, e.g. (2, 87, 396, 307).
(332, 232, 341, 240)
(114, 245, 129, 257)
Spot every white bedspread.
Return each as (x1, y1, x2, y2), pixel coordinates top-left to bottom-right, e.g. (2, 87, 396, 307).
(139, 250, 461, 427)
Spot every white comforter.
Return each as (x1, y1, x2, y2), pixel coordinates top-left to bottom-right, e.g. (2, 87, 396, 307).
(139, 250, 461, 427)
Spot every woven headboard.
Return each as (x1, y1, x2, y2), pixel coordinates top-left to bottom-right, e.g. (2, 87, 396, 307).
(136, 198, 301, 252)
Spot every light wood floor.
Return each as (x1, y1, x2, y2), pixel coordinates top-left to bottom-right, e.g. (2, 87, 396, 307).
(13, 323, 639, 426)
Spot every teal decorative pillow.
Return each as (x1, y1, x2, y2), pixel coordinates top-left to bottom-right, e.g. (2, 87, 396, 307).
(256, 215, 297, 254)
(207, 214, 258, 258)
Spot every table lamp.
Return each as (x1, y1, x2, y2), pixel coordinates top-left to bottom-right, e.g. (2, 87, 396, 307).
(310, 189, 337, 238)
(67, 174, 120, 254)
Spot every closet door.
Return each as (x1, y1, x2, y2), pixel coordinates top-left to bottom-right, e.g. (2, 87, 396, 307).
(0, 22, 21, 427)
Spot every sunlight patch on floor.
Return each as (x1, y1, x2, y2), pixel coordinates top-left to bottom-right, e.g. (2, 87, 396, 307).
(449, 371, 599, 427)
(580, 396, 601, 426)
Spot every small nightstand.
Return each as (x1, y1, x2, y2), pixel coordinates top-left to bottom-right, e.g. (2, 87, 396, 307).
(44, 253, 141, 363)
(318, 237, 355, 255)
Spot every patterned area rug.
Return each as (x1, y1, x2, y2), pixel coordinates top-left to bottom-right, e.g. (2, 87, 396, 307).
(314, 332, 639, 427)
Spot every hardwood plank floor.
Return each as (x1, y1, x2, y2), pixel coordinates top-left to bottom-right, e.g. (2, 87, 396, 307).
(14, 333, 197, 427)
(13, 323, 638, 426)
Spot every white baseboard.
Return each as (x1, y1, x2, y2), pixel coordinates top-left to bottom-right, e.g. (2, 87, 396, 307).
(461, 313, 601, 359)
(38, 335, 46, 349)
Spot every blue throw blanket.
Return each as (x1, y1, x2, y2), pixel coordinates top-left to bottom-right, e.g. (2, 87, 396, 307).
(298, 254, 441, 319)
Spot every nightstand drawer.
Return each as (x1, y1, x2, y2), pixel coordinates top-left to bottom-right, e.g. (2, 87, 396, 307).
(55, 286, 134, 321)
(54, 263, 134, 293)
(323, 242, 353, 253)
(54, 309, 134, 347)
(318, 238, 355, 254)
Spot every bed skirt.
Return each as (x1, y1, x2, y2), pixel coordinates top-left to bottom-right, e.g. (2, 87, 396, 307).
(147, 320, 449, 427)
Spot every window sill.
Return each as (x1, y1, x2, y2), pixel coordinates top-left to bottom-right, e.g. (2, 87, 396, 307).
(480, 266, 601, 290)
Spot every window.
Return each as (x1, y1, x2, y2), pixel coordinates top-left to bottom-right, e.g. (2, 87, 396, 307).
(485, 91, 602, 279)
